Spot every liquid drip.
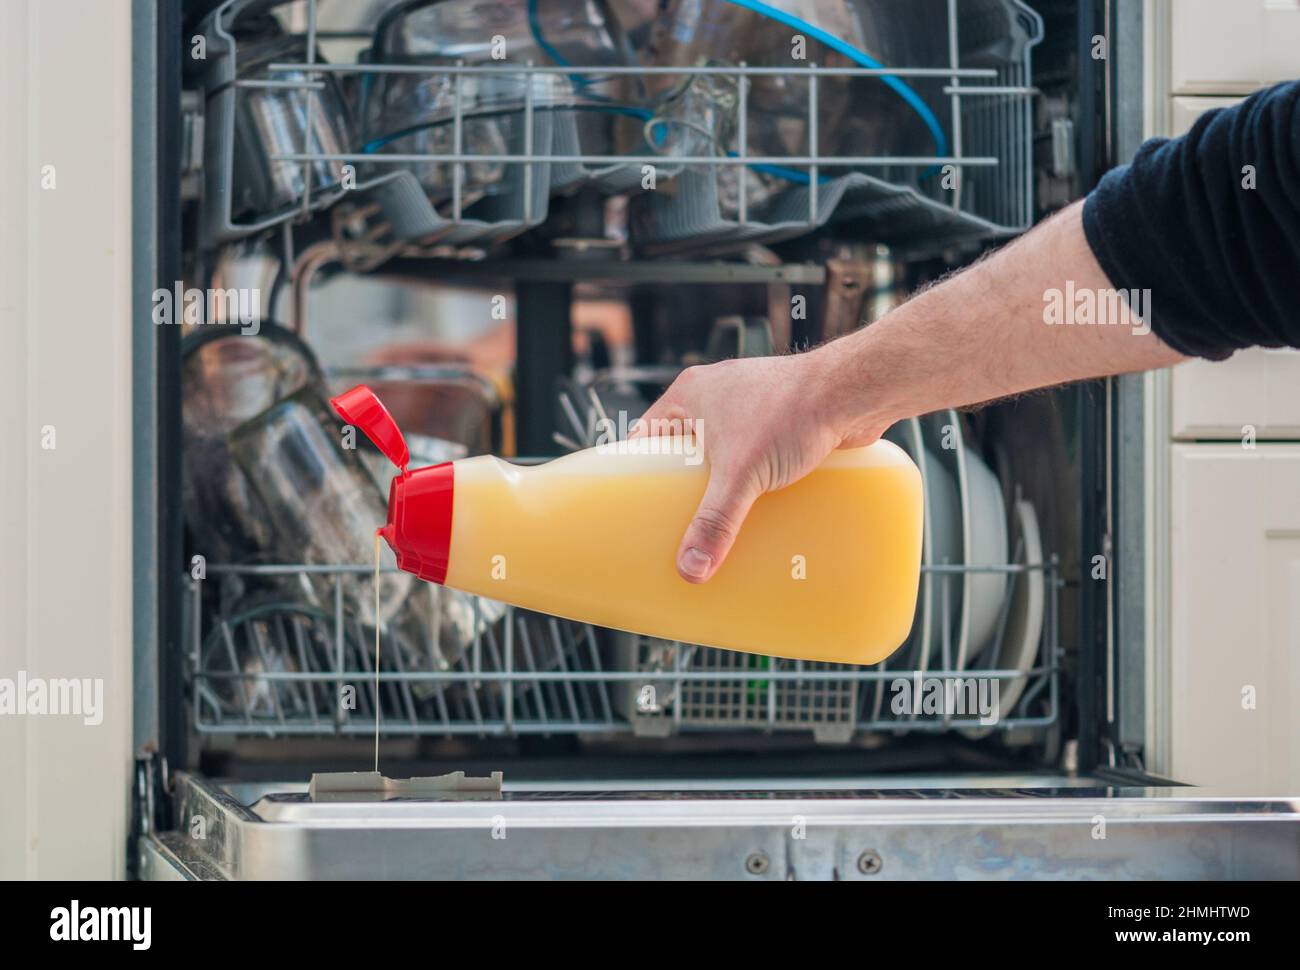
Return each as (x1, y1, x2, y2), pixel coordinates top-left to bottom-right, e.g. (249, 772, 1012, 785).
(373, 529, 382, 773)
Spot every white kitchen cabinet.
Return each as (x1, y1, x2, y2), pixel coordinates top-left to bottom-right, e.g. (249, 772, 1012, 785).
(1171, 0, 1300, 95)
(1172, 348, 1300, 440)
(1153, 24, 1300, 792)
(1169, 446, 1300, 789)
(1169, 94, 1243, 137)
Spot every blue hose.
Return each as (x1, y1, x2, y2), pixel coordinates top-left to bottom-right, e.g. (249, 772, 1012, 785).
(523, 0, 947, 185)
(526, 0, 592, 90)
(719, 0, 948, 159)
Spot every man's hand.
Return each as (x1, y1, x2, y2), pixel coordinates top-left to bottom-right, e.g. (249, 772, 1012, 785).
(633, 201, 1186, 585)
(631, 351, 893, 584)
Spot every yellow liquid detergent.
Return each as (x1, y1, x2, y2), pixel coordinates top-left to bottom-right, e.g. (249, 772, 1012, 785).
(443, 441, 922, 665)
(332, 386, 924, 666)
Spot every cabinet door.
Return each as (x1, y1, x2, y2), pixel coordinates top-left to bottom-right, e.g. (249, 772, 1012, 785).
(1169, 94, 1242, 136)
(1172, 348, 1300, 441)
(1170, 446, 1300, 789)
(1171, 0, 1300, 94)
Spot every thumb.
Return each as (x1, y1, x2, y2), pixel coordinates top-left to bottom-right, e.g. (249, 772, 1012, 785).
(677, 466, 761, 584)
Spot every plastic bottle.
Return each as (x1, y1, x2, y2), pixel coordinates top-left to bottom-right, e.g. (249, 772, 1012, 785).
(332, 385, 923, 665)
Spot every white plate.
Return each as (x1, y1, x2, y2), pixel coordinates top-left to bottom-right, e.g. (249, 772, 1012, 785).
(1000, 499, 1045, 713)
(920, 447, 960, 671)
(961, 498, 1044, 739)
(876, 419, 930, 721)
(919, 411, 966, 672)
(962, 445, 1009, 661)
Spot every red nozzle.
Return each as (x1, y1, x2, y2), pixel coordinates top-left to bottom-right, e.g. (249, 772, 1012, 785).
(384, 461, 455, 584)
(330, 385, 410, 473)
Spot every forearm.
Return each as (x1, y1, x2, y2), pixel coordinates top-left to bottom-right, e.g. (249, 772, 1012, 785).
(811, 200, 1188, 439)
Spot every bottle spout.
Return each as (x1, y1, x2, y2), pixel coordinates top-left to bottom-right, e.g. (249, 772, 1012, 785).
(330, 385, 410, 474)
(382, 460, 455, 585)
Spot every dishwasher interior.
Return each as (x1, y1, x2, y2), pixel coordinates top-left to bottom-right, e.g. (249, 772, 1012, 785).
(133, 0, 1285, 880)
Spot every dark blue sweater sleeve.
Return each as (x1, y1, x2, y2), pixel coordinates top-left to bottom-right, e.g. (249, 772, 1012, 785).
(1081, 80, 1300, 360)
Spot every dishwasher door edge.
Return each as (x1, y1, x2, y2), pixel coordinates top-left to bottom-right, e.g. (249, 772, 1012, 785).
(147, 772, 1300, 881)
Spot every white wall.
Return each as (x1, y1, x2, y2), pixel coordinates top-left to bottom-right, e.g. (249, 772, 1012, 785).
(0, 0, 135, 878)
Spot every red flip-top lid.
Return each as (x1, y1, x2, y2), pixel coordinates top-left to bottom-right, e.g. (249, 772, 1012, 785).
(330, 384, 409, 473)
(384, 461, 454, 585)
(331, 384, 453, 585)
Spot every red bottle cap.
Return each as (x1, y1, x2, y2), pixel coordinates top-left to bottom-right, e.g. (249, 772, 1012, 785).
(330, 384, 453, 585)
(330, 384, 410, 473)
(384, 461, 454, 585)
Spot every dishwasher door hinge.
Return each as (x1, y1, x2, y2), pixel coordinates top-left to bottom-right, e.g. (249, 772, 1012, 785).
(128, 751, 170, 880)
(132, 750, 172, 840)
(1119, 743, 1146, 772)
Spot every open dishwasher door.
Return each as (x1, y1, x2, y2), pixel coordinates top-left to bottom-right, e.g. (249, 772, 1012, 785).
(137, 771, 1300, 881)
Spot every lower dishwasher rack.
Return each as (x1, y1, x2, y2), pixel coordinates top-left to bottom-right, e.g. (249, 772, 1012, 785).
(139, 772, 1300, 880)
(186, 559, 1061, 744)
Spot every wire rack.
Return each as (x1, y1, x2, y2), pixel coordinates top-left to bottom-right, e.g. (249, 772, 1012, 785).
(186, 559, 1060, 741)
(196, 0, 1041, 253)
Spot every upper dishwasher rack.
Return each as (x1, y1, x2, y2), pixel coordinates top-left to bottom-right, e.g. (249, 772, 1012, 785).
(194, 0, 1041, 254)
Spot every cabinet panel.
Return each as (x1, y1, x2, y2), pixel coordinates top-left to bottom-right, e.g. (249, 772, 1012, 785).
(1171, 0, 1300, 95)
(1169, 446, 1300, 789)
(1169, 95, 1242, 137)
(1172, 348, 1300, 441)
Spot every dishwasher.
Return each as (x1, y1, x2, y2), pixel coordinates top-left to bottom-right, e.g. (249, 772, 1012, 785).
(130, 0, 1300, 880)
